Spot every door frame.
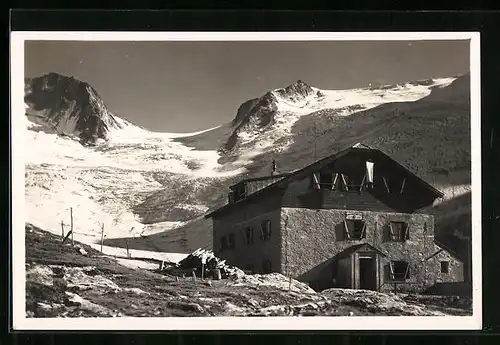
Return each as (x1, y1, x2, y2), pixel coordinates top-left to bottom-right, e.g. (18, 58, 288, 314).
(352, 251, 380, 290)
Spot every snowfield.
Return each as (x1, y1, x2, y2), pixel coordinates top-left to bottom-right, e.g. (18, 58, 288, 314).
(232, 78, 457, 163)
(22, 76, 463, 259)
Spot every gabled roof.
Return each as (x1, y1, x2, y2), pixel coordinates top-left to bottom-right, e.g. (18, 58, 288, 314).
(428, 238, 465, 263)
(336, 243, 388, 259)
(205, 143, 444, 218)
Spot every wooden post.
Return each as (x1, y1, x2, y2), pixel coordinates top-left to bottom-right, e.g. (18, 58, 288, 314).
(100, 223, 105, 253)
(61, 220, 65, 240)
(201, 262, 205, 280)
(126, 240, 130, 258)
(62, 230, 72, 244)
(70, 207, 74, 246)
(288, 276, 292, 292)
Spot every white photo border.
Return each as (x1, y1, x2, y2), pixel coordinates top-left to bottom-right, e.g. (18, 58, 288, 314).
(10, 31, 482, 331)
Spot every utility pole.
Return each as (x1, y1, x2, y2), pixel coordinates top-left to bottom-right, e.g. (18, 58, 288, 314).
(312, 121, 317, 161)
(70, 207, 74, 246)
(60, 220, 65, 240)
(100, 222, 105, 253)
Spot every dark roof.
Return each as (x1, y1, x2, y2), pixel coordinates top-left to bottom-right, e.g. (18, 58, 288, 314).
(229, 173, 291, 189)
(336, 243, 388, 258)
(205, 144, 444, 218)
(429, 238, 465, 263)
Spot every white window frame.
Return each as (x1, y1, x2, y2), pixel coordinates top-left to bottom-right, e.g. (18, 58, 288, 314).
(382, 176, 391, 193)
(341, 173, 349, 191)
(332, 173, 339, 190)
(359, 174, 366, 192)
(312, 172, 321, 189)
(400, 178, 407, 194)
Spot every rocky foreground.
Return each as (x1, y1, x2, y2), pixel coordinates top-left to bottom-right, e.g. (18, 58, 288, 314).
(25, 224, 472, 318)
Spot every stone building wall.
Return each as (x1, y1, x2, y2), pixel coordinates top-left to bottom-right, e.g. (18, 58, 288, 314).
(279, 207, 462, 292)
(212, 191, 283, 273)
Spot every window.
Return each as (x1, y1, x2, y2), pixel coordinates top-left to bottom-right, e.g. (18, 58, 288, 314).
(245, 226, 254, 245)
(260, 220, 272, 241)
(343, 219, 366, 240)
(319, 172, 334, 189)
(382, 176, 407, 194)
(228, 232, 236, 249)
(262, 259, 272, 274)
(390, 261, 410, 281)
(233, 183, 247, 201)
(219, 236, 227, 252)
(389, 221, 409, 242)
(441, 261, 450, 274)
(312, 172, 340, 190)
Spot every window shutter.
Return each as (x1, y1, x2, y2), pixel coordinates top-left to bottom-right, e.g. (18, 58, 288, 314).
(343, 219, 351, 240)
(382, 177, 391, 193)
(341, 174, 349, 191)
(359, 175, 366, 192)
(332, 173, 339, 190)
(384, 264, 391, 281)
(245, 226, 254, 245)
(404, 223, 410, 240)
(312, 172, 321, 189)
(266, 220, 271, 240)
(400, 178, 407, 194)
(260, 224, 265, 241)
(361, 221, 367, 238)
(389, 262, 395, 280)
(404, 263, 410, 279)
(388, 222, 395, 241)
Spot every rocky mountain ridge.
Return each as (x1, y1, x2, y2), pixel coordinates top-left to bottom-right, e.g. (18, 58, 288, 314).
(25, 72, 125, 144)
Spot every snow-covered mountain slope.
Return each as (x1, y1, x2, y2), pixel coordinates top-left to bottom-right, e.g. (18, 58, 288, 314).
(23, 72, 471, 257)
(221, 78, 457, 166)
(23, 73, 244, 255)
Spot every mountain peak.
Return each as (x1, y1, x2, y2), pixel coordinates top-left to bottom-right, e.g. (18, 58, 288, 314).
(275, 79, 316, 100)
(25, 72, 123, 144)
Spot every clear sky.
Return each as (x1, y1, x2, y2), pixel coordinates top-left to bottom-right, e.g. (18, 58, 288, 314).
(25, 40, 470, 133)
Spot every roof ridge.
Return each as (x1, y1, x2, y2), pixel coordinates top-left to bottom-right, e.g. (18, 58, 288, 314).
(205, 145, 444, 218)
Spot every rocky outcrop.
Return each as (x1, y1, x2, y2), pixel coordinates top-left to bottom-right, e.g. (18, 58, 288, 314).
(25, 72, 124, 144)
(224, 80, 319, 151)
